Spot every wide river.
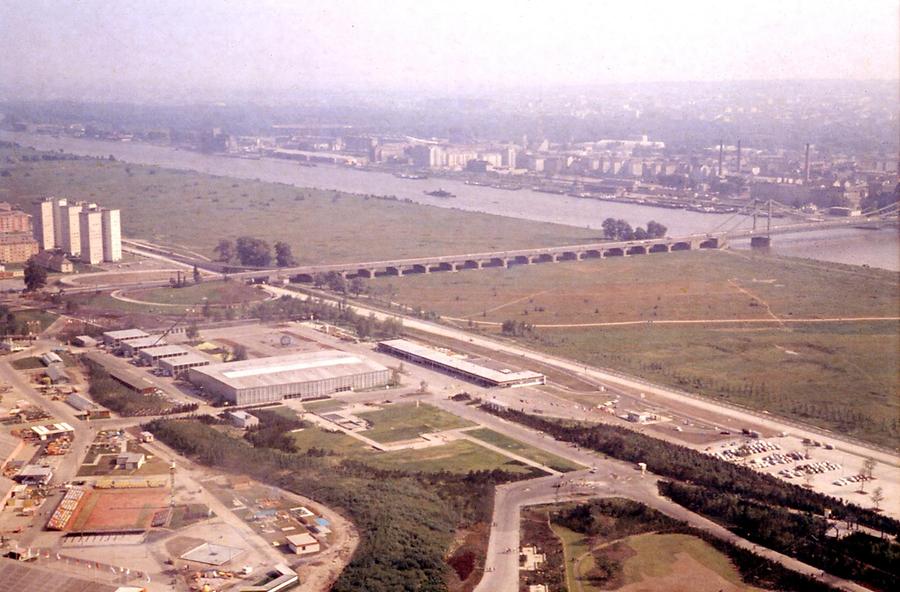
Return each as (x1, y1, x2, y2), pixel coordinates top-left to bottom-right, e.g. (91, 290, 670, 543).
(2, 130, 898, 271)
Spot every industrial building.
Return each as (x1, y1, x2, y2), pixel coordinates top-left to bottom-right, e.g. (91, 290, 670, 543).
(158, 352, 211, 376)
(85, 352, 159, 394)
(120, 336, 166, 356)
(102, 328, 149, 346)
(136, 344, 188, 365)
(378, 339, 546, 387)
(188, 350, 390, 405)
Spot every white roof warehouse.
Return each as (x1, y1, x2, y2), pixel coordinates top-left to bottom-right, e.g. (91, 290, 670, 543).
(187, 351, 390, 405)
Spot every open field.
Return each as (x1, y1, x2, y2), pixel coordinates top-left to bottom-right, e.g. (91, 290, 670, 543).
(355, 402, 475, 443)
(0, 147, 599, 263)
(466, 427, 583, 472)
(68, 488, 169, 532)
(122, 281, 267, 306)
(302, 398, 348, 413)
(615, 533, 760, 592)
(290, 424, 541, 475)
(370, 250, 900, 447)
(368, 249, 898, 325)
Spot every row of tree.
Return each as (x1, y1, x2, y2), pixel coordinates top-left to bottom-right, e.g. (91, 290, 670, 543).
(253, 294, 402, 340)
(601, 218, 667, 241)
(214, 236, 296, 267)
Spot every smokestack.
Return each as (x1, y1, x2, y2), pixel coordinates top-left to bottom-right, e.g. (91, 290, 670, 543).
(803, 143, 811, 183)
(736, 139, 742, 173)
(718, 141, 724, 177)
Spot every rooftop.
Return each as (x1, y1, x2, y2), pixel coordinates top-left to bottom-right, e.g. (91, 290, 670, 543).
(159, 352, 212, 367)
(191, 350, 388, 390)
(378, 339, 544, 385)
(121, 336, 167, 349)
(102, 328, 149, 341)
(137, 344, 188, 357)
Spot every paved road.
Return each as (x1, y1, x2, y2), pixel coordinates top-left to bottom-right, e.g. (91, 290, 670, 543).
(477, 470, 874, 592)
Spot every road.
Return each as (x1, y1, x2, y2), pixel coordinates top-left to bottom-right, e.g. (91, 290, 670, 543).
(263, 284, 899, 470)
(477, 470, 873, 592)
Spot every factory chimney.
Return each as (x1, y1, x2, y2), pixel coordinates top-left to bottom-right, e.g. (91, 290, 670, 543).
(804, 143, 811, 183)
(718, 141, 724, 177)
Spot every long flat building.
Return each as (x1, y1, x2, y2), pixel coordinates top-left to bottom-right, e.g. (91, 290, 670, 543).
(120, 336, 166, 356)
(188, 351, 390, 405)
(102, 328, 149, 346)
(378, 338, 545, 387)
(136, 344, 188, 365)
(159, 352, 211, 376)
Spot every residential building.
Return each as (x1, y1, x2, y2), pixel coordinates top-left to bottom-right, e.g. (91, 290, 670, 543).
(0, 233, 39, 263)
(79, 208, 104, 264)
(101, 208, 122, 262)
(59, 203, 81, 256)
(34, 199, 56, 249)
(31, 250, 74, 273)
(0, 203, 32, 233)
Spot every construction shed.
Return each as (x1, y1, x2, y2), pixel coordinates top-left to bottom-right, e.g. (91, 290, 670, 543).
(101, 328, 149, 346)
(136, 344, 188, 366)
(120, 336, 167, 357)
(44, 365, 70, 384)
(158, 352, 211, 376)
(72, 335, 98, 347)
(188, 350, 390, 405)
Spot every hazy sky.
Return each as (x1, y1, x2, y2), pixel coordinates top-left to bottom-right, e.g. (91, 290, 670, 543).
(1, 0, 897, 100)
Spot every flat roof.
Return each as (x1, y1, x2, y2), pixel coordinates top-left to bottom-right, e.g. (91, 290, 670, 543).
(137, 344, 188, 357)
(191, 351, 388, 390)
(159, 352, 212, 367)
(102, 328, 149, 340)
(378, 339, 544, 385)
(121, 336, 166, 349)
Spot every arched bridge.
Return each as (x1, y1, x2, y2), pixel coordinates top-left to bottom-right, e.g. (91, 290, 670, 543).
(228, 233, 729, 283)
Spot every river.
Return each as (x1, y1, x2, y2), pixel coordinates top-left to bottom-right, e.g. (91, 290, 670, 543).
(2, 130, 897, 271)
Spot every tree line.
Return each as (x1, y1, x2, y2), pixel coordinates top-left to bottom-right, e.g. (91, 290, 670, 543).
(480, 405, 899, 536)
(214, 236, 296, 267)
(253, 294, 402, 340)
(601, 218, 667, 241)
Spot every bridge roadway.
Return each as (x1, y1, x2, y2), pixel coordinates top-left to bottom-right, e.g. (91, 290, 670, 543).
(225, 232, 729, 282)
(730, 214, 897, 238)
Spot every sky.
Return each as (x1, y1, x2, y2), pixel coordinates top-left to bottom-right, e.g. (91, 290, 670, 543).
(1, 0, 898, 101)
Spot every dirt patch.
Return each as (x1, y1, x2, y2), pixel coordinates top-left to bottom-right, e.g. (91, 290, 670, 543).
(165, 535, 207, 557)
(445, 522, 490, 592)
(519, 507, 566, 592)
(69, 488, 169, 532)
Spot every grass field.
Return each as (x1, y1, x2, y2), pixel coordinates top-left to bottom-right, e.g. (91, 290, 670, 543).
(302, 398, 347, 413)
(290, 425, 541, 475)
(356, 402, 475, 443)
(369, 250, 900, 447)
(0, 147, 598, 264)
(466, 427, 583, 472)
(9, 309, 58, 334)
(550, 522, 593, 592)
(122, 281, 266, 306)
(617, 533, 761, 592)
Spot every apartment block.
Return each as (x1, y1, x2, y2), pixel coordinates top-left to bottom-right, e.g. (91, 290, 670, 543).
(59, 203, 81, 256)
(79, 208, 104, 264)
(34, 198, 55, 249)
(101, 208, 122, 262)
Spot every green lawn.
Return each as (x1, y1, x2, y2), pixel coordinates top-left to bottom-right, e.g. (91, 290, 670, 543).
(302, 398, 347, 413)
(0, 148, 599, 264)
(356, 402, 475, 443)
(466, 428, 583, 472)
(125, 281, 266, 306)
(291, 426, 370, 456)
(9, 309, 58, 334)
(550, 522, 593, 592)
(363, 439, 541, 475)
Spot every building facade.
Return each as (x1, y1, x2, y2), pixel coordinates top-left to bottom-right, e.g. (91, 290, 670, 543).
(101, 208, 122, 262)
(0, 233, 39, 263)
(79, 208, 104, 264)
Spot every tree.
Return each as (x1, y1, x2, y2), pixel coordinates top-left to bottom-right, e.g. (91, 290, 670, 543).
(231, 344, 249, 361)
(23, 258, 47, 292)
(214, 239, 234, 262)
(192, 265, 201, 284)
(274, 241, 296, 267)
(185, 322, 200, 340)
(633, 227, 648, 240)
(871, 486, 884, 511)
(349, 277, 366, 297)
(235, 236, 272, 267)
(646, 221, 668, 238)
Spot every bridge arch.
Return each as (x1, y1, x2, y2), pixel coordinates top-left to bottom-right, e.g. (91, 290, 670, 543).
(648, 243, 669, 253)
(604, 248, 625, 257)
(670, 242, 691, 251)
(531, 253, 555, 264)
(626, 245, 647, 255)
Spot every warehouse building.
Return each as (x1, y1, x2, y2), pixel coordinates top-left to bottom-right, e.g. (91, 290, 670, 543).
(120, 336, 166, 357)
(136, 344, 188, 366)
(102, 328, 149, 347)
(158, 352, 211, 377)
(188, 351, 390, 405)
(378, 338, 546, 388)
